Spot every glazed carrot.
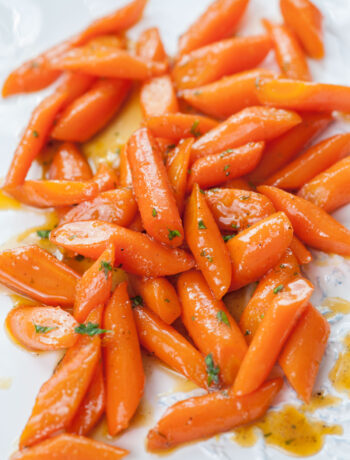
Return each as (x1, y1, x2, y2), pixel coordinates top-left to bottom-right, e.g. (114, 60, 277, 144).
(50, 220, 195, 277)
(263, 19, 310, 80)
(233, 277, 313, 396)
(128, 212, 144, 232)
(227, 212, 294, 290)
(52, 79, 131, 142)
(56, 72, 96, 107)
(166, 138, 193, 214)
(127, 128, 184, 247)
(279, 303, 330, 403)
(140, 76, 179, 118)
(147, 378, 283, 450)
(205, 188, 275, 232)
(173, 35, 272, 90)
(136, 27, 168, 63)
(178, 0, 249, 57)
(290, 236, 312, 264)
(0, 246, 79, 306)
(104, 282, 144, 435)
(92, 163, 118, 192)
(184, 184, 232, 299)
(133, 306, 208, 388)
(19, 334, 100, 448)
(266, 134, 350, 190)
(49, 142, 92, 181)
(188, 142, 264, 190)
(119, 146, 133, 187)
(179, 69, 276, 119)
(130, 276, 181, 324)
(74, 243, 114, 323)
(146, 113, 218, 142)
(6, 305, 78, 351)
(62, 188, 137, 227)
(298, 156, 350, 212)
(84, 35, 127, 51)
(190, 106, 301, 162)
(256, 78, 350, 112)
(280, 0, 324, 59)
(224, 178, 253, 190)
(248, 112, 332, 184)
(258, 185, 350, 256)
(178, 270, 247, 386)
(11, 434, 128, 460)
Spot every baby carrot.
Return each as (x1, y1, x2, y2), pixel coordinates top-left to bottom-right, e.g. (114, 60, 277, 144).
(136, 27, 168, 63)
(224, 178, 253, 190)
(49, 142, 92, 181)
(140, 75, 179, 118)
(119, 146, 133, 187)
(290, 236, 312, 264)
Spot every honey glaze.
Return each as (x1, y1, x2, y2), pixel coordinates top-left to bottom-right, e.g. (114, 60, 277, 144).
(232, 425, 258, 447)
(301, 391, 341, 413)
(0, 189, 21, 210)
(329, 333, 350, 396)
(223, 283, 256, 323)
(322, 297, 350, 319)
(0, 376, 12, 389)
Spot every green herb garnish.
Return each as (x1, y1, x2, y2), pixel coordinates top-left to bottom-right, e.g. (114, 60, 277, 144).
(75, 322, 110, 336)
(205, 353, 220, 386)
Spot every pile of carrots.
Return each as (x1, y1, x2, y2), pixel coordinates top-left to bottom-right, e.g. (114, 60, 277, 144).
(1, 0, 350, 457)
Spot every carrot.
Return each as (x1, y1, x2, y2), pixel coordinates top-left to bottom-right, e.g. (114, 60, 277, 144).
(133, 306, 208, 388)
(205, 188, 275, 232)
(145, 113, 218, 142)
(223, 178, 253, 190)
(56, 72, 96, 107)
(19, 334, 100, 448)
(50, 220, 195, 277)
(127, 128, 184, 247)
(279, 303, 330, 403)
(6, 305, 78, 351)
(179, 69, 276, 119)
(147, 378, 283, 451)
(184, 184, 232, 299)
(280, 0, 324, 59)
(74, 243, 114, 323)
(119, 146, 133, 187)
(248, 112, 332, 184)
(298, 156, 350, 212)
(263, 19, 310, 80)
(233, 277, 313, 396)
(188, 142, 264, 190)
(0, 246, 79, 306)
(52, 79, 131, 142)
(256, 78, 350, 112)
(104, 281, 144, 435)
(173, 35, 272, 90)
(11, 433, 128, 460)
(227, 212, 294, 290)
(258, 185, 350, 256)
(136, 27, 168, 63)
(178, 270, 247, 386)
(190, 106, 301, 162)
(130, 276, 181, 324)
(49, 142, 92, 181)
(290, 236, 312, 264)
(140, 75, 179, 118)
(266, 134, 350, 190)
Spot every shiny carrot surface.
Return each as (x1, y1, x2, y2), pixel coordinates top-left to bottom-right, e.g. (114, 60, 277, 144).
(290, 236, 312, 265)
(49, 142, 92, 181)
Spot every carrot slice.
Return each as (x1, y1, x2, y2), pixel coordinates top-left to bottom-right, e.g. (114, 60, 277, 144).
(290, 236, 312, 265)
(136, 27, 168, 62)
(140, 75, 179, 118)
(92, 163, 118, 193)
(0, 246, 79, 306)
(119, 146, 133, 187)
(49, 142, 92, 181)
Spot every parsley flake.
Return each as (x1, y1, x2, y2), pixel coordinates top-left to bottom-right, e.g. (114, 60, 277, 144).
(32, 130, 39, 138)
(273, 284, 284, 294)
(75, 322, 110, 336)
(198, 219, 206, 229)
(245, 329, 251, 336)
(131, 295, 143, 308)
(217, 310, 230, 326)
(200, 250, 213, 262)
(37, 229, 50, 239)
(99, 261, 112, 279)
(223, 234, 235, 242)
(205, 353, 220, 386)
(190, 120, 201, 137)
(168, 229, 181, 240)
(34, 324, 56, 334)
(152, 208, 158, 217)
(239, 195, 250, 201)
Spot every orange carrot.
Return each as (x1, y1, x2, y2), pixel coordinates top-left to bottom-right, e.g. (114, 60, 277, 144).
(290, 236, 312, 264)
(136, 27, 168, 63)
(92, 163, 118, 193)
(223, 178, 253, 190)
(119, 146, 133, 187)
(49, 142, 92, 181)
(140, 75, 179, 118)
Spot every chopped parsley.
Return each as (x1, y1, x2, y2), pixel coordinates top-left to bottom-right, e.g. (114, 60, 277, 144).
(99, 261, 112, 279)
(245, 329, 251, 336)
(131, 295, 143, 308)
(200, 250, 213, 263)
(75, 322, 110, 336)
(32, 130, 39, 138)
(273, 284, 284, 294)
(198, 219, 206, 229)
(164, 298, 170, 303)
(168, 229, 181, 240)
(37, 229, 50, 239)
(152, 208, 158, 217)
(34, 324, 56, 334)
(239, 195, 250, 201)
(205, 353, 220, 386)
(190, 120, 201, 137)
(223, 165, 230, 176)
(223, 234, 235, 242)
(217, 310, 230, 327)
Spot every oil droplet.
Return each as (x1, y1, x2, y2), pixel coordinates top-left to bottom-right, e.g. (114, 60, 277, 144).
(329, 333, 350, 397)
(0, 189, 21, 210)
(0, 376, 12, 389)
(301, 391, 341, 413)
(322, 297, 350, 319)
(223, 283, 255, 323)
(232, 425, 258, 447)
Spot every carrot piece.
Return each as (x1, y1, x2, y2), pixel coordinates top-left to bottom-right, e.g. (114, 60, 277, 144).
(0, 246, 79, 306)
(178, 0, 249, 57)
(19, 334, 100, 448)
(256, 78, 350, 112)
(178, 270, 247, 386)
(227, 212, 294, 291)
(147, 377, 283, 451)
(56, 72, 97, 107)
(248, 112, 332, 184)
(179, 69, 276, 119)
(166, 138, 193, 214)
(50, 220, 195, 277)
(84, 35, 127, 51)
(205, 188, 275, 232)
(223, 178, 253, 190)
(127, 127, 184, 247)
(119, 146, 133, 187)
(104, 282, 144, 435)
(280, 0, 324, 59)
(266, 134, 350, 190)
(6, 305, 78, 351)
(279, 303, 329, 403)
(233, 277, 313, 396)
(184, 184, 232, 299)
(136, 27, 168, 62)
(190, 106, 301, 162)
(52, 79, 131, 142)
(92, 163, 118, 192)
(11, 433, 128, 460)
(140, 75, 179, 118)
(188, 142, 264, 190)
(298, 156, 350, 212)
(130, 276, 181, 324)
(133, 306, 208, 388)
(173, 35, 272, 90)
(49, 142, 92, 181)
(258, 185, 350, 256)
(74, 243, 114, 323)
(263, 19, 310, 80)
(290, 236, 312, 264)
(145, 113, 218, 142)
